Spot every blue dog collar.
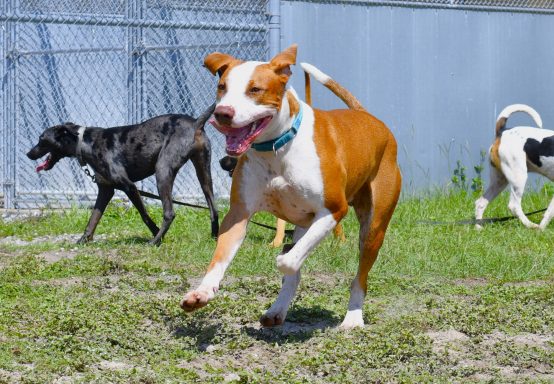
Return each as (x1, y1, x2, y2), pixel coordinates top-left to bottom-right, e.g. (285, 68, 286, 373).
(252, 103, 303, 153)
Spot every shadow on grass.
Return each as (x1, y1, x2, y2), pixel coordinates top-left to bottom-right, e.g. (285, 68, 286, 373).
(97, 236, 152, 246)
(170, 319, 223, 351)
(168, 305, 340, 349)
(243, 305, 341, 344)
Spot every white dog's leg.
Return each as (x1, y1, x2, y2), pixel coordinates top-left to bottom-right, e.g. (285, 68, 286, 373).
(475, 165, 508, 229)
(276, 210, 338, 275)
(340, 272, 366, 329)
(502, 162, 538, 229)
(261, 226, 307, 326)
(539, 197, 554, 230)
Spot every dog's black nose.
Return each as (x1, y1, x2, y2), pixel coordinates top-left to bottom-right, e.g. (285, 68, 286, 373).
(214, 105, 235, 126)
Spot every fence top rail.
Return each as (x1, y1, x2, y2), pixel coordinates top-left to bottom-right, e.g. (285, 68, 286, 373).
(285, 0, 554, 13)
(0, 13, 267, 31)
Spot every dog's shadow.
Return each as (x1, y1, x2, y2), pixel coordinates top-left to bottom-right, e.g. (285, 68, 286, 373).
(94, 236, 152, 246)
(244, 306, 340, 344)
(169, 305, 340, 351)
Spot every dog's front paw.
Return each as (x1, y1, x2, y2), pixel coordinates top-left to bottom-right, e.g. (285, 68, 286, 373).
(180, 289, 213, 312)
(276, 254, 299, 275)
(260, 309, 286, 327)
(526, 222, 540, 229)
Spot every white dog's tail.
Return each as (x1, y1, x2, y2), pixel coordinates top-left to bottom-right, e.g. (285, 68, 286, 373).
(496, 104, 543, 137)
(300, 62, 366, 112)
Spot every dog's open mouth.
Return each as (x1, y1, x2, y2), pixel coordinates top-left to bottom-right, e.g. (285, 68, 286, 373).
(210, 116, 273, 156)
(35, 153, 59, 172)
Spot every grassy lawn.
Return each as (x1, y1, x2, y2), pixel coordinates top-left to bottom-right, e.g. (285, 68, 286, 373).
(0, 190, 553, 383)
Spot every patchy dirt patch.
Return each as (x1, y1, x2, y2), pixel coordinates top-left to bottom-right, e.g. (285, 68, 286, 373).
(481, 330, 553, 349)
(427, 329, 554, 381)
(182, 341, 296, 381)
(0, 368, 23, 383)
(36, 249, 80, 263)
(0, 233, 107, 246)
(52, 373, 86, 383)
(426, 329, 470, 357)
(95, 360, 135, 371)
(453, 277, 489, 287)
(504, 279, 553, 288)
(247, 319, 333, 335)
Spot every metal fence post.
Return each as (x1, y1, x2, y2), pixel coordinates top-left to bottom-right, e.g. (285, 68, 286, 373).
(3, 0, 18, 209)
(268, 0, 281, 59)
(127, 0, 143, 125)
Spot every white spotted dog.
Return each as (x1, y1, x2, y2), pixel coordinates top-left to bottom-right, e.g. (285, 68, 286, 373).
(474, 103, 554, 230)
(180, 44, 401, 329)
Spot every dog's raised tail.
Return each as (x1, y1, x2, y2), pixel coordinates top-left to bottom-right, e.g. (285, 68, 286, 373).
(300, 62, 365, 112)
(195, 103, 216, 130)
(496, 104, 542, 137)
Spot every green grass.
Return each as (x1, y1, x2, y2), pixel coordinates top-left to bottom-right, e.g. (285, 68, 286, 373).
(0, 190, 553, 383)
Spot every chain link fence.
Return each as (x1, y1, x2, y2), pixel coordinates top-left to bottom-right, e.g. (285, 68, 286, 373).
(2, 0, 552, 210)
(1, 0, 269, 209)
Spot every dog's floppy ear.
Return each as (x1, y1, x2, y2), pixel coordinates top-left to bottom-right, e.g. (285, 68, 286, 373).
(204, 52, 239, 77)
(269, 44, 297, 79)
(61, 123, 79, 136)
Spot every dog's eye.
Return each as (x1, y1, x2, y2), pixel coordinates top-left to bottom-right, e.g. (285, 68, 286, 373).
(217, 83, 226, 91)
(249, 87, 262, 93)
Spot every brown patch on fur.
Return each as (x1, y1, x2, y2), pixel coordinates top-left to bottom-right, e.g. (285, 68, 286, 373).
(313, 109, 392, 220)
(204, 52, 243, 78)
(269, 44, 297, 73)
(490, 138, 501, 169)
(304, 70, 312, 105)
(496, 116, 507, 137)
(312, 107, 401, 293)
(286, 91, 299, 118)
(246, 65, 287, 110)
(243, 45, 297, 112)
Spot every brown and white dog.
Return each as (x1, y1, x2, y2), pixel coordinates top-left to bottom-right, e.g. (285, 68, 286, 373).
(181, 45, 401, 328)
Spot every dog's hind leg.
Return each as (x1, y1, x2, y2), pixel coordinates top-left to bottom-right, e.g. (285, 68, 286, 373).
(77, 184, 115, 244)
(342, 160, 401, 329)
(475, 165, 508, 229)
(538, 196, 554, 230)
(149, 165, 177, 246)
(191, 145, 219, 238)
(501, 160, 539, 228)
(261, 226, 307, 326)
(123, 184, 161, 239)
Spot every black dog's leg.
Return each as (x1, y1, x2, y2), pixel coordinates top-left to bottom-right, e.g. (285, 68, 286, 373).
(77, 184, 115, 244)
(149, 166, 177, 246)
(191, 148, 219, 238)
(123, 185, 160, 241)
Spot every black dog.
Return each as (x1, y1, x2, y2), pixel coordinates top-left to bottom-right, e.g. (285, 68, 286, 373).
(27, 105, 219, 245)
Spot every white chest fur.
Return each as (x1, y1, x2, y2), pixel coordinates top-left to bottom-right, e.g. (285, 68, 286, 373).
(237, 103, 325, 226)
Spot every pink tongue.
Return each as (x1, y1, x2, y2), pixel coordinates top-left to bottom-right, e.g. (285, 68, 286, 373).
(36, 159, 49, 173)
(225, 125, 253, 154)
